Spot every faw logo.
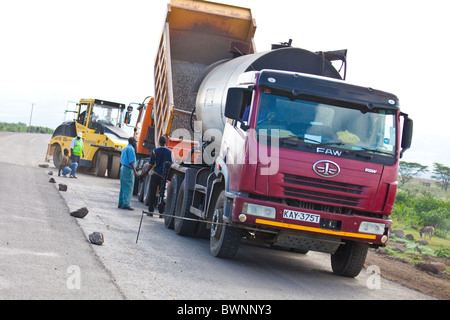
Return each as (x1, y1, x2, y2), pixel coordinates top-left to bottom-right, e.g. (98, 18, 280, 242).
(313, 160, 340, 178)
(316, 147, 342, 157)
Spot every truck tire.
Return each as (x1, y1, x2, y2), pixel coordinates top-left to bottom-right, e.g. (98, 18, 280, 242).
(133, 177, 139, 195)
(174, 180, 197, 236)
(142, 174, 151, 206)
(108, 154, 121, 179)
(164, 174, 183, 229)
(95, 151, 108, 177)
(137, 162, 150, 199)
(331, 240, 368, 277)
(137, 177, 145, 202)
(143, 174, 152, 206)
(53, 144, 62, 169)
(210, 190, 241, 259)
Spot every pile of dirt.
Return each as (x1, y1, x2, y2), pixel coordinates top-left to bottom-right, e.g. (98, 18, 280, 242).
(364, 241, 450, 300)
(171, 60, 207, 135)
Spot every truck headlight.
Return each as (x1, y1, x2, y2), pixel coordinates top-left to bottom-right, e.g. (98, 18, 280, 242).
(242, 202, 276, 219)
(358, 221, 386, 235)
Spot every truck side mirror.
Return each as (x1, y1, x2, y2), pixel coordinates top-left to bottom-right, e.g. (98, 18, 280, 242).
(400, 116, 413, 158)
(225, 87, 251, 131)
(124, 111, 132, 125)
(224, 87, 245, 120)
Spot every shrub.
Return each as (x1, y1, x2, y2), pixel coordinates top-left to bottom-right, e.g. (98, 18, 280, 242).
(435, 247, 450, 258)
(392, 190, 450, 238)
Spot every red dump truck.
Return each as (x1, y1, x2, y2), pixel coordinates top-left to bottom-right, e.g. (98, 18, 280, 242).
(148, 0, 413, 277)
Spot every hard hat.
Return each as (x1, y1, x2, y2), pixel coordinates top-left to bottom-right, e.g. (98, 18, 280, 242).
(77, 132, 82, 138)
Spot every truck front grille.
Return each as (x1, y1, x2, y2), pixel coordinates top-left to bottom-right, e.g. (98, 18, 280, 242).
(283, 174, 364, 208)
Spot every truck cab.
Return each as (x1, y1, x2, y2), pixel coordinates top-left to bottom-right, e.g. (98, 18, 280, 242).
(215, 69, 412, 276)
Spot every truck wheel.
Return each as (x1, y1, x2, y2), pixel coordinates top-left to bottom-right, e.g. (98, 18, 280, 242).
(210, 190, 241, 259)
(164, 174, 183, 229)
(174, 180, 197, 236)
(137, 177, 145, 202)
(95, 151, 108, 177)
(331, 240, 368, 277)
(133, 177, 139, 195)
(108, 154, 121, 179)
(143, 174, 152, 206)
(53, 144, 62, 169)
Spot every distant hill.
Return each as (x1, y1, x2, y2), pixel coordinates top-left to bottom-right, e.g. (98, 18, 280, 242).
(0, 122, 54, 134)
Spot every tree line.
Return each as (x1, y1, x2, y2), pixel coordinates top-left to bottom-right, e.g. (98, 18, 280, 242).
(0, 122, 54, 134)
(399, 161, 450, 191)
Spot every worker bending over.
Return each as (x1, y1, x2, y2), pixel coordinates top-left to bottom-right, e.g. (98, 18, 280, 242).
(145, 136, 174, 216)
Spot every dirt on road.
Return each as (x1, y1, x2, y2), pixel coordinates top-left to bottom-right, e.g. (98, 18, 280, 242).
(365, 242, 450, 300)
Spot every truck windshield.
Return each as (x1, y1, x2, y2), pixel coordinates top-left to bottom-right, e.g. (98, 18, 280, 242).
(255, 92, 397, 157)
(89, 104, 122, 128)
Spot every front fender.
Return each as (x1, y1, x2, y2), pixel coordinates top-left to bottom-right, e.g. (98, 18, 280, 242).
(213, 156, 229, 192)
(209, 156, 236, 221)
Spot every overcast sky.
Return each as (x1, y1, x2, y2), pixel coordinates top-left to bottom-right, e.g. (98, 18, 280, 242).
(1, 0, 449, 172)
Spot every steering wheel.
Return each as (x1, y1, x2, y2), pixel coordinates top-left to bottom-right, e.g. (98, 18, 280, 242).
(257, 112, 288, 126)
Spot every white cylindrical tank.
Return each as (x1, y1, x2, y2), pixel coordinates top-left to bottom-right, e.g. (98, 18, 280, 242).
(195, 47, 342, 135)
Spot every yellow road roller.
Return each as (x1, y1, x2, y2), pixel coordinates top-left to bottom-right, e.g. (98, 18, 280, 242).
(45, 98, 132, 178)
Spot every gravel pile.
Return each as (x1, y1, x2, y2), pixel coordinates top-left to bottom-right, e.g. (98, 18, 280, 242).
(170, 60, 207, 136)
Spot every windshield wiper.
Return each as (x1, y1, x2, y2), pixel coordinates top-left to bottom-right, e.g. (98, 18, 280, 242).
(306, 140, 345, 148)
(279, 136, 346, 148)
(277, 133, 394, 158)
(348, 147, 393, 157)
(279, 135, 301, 146)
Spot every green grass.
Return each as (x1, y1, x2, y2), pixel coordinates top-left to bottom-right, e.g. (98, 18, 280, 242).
(386, 177, 450, 266)
(390, 221, 450, 253)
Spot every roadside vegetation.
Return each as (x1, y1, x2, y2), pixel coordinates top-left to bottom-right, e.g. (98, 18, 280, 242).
(388, 162, 450, 263)
(0, 121, 54, 134)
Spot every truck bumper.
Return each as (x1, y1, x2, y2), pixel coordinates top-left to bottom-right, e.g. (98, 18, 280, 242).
(229, 195, 390, 246)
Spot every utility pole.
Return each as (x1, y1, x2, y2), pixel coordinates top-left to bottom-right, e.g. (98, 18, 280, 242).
(28, 103, 34, 133)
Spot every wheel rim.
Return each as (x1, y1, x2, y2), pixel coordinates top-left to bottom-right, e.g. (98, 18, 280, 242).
(211, 207, 223, 238)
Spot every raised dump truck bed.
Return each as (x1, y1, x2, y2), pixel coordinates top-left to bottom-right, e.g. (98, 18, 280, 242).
(153, 0, 257, 142)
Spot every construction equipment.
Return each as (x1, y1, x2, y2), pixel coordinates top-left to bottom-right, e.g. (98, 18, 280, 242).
(45, 98, 131, 178)
(144, 0, 414, 277)
(131, 94, 200, 204)
(132, 95, 199, 165)
(129, 96, 158, 203)
(130, 96, 154, 161)
(153, 0, 256, 145)
(131, 0, 256, 205)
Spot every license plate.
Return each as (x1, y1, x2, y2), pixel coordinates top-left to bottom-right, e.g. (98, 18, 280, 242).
(283, 209, 320, 224)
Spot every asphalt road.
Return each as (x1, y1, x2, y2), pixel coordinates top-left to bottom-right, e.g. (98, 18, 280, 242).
(0, 132, 434, 300)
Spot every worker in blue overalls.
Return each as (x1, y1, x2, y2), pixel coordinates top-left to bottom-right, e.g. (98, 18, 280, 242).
(118, 137, 138, 210)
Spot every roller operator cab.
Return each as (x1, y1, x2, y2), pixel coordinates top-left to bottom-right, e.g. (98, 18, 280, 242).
(46, 99, 131, 178)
